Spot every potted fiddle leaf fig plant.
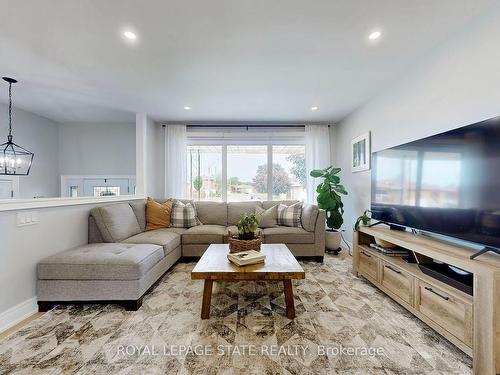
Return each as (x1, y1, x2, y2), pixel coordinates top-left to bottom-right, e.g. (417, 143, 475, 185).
(310, 166, 348, 254)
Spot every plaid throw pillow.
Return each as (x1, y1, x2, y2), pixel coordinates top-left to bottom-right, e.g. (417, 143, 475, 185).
(171, 201, 199, 228)
(277, 202, 303, 227)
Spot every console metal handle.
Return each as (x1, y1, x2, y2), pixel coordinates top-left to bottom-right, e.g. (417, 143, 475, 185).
(424, 286, 449, 301)
(385, 265, 401, 274)
(360, 251, 371, 258)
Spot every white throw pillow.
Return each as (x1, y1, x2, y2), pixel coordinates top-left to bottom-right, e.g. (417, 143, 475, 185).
(255, 205, 278, 228)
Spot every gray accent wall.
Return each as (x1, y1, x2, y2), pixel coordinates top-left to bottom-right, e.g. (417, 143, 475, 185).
(58, 122, 136, 175)
(0, 107, 137, 199)
(332, 11, 500, 242)
(0, 103, 59, 199)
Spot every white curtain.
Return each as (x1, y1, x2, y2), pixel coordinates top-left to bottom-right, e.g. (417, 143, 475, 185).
(164, 124, 187, 198)
(305, 124, 331, 204)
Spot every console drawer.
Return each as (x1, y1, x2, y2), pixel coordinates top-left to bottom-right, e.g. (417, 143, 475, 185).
(358, 249, 378, 281)
(416, 280, 473, 346)
(381, 261, 414, 305)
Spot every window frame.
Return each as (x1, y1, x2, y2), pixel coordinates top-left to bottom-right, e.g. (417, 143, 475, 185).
(186, 138, 305, 202)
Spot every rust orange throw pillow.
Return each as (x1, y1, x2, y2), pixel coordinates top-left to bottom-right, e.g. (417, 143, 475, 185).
(145, 197, 173, 231)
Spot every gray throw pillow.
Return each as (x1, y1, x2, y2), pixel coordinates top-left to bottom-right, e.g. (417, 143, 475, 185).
(255, 205, 278, 228)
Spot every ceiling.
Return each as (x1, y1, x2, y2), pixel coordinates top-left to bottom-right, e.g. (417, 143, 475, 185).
(0, 0, 496, 123)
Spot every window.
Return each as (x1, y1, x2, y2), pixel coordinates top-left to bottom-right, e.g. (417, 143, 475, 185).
(185, 133, 306, 202)
(272, 145, 306, 201)
(186, 145, 223, 201)
(93, 186, 120, 197)
(70, 186, 78, 198)
(227, 145, 267, 202)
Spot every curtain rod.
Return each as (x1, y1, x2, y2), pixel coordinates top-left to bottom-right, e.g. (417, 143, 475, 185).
(186, 124, 307, 128)
(161, 122, 331, 128)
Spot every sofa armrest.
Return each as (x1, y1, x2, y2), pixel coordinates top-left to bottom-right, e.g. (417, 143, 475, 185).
(314, 209, 326, 254)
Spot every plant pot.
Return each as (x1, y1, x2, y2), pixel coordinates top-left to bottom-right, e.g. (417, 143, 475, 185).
(229, 236, 262, 253)
(325, 229, 342, 255)
(238, 232, 256, 240)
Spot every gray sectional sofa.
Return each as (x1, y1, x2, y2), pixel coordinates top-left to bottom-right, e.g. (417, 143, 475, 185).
(37, 199, 325, 311)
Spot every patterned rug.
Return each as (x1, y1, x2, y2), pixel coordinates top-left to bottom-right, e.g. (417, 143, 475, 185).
(0, 253, 472, 374)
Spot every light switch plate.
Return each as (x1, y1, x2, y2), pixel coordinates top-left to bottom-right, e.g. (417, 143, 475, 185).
(17, 211, 39, 227)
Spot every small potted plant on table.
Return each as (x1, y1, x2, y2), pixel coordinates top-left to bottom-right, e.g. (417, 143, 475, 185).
(310, 166, 348, 255)
(229, 214, 262, 253)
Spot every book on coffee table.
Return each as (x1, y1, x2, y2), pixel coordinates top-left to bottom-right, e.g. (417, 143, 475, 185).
(227, 250, 266, 266)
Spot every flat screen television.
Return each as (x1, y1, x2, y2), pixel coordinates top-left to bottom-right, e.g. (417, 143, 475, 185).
(371, 116, 500, 251)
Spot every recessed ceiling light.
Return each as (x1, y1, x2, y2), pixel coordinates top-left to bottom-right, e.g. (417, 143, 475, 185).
(184, 106, 191, 110)
(368, 30, 382, 40)
(123, 31, 137, 40)
(311, 106, 319, 111)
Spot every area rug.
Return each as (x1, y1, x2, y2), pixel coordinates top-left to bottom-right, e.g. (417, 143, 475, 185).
(0, 253, 472, 374)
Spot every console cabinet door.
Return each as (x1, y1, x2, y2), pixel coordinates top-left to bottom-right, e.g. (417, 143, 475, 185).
(358, 249, 379, 282)
(381, 261, 414, 306)
(416, 280, 473, 347)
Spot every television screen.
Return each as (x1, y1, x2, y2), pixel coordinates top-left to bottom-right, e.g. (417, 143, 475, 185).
(371, 116, 500, 250)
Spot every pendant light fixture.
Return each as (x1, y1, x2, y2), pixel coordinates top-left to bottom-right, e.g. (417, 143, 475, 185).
(1, 77, 34, 175)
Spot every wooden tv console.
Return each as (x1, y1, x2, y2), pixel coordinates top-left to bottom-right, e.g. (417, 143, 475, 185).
(353, 225, 500, 375)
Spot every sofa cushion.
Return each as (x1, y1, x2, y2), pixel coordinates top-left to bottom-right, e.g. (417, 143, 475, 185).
(263, 226, 314, 244)
(37, 243, 163, 281)
(277, 202, 303, 228)
(146, 197, 173, 231)
(90, 203, 142, 242)
(195, 201, 227, 226)
(122, 228, 181, 256)
(262, 200, 299, 210)
(164, 227, 188, 235)
(255, 205, 278, 228)
(129, 200, 147, 231)
(227, 201, 262, 225)
(171, 201, 199, 228)
(301, 204, 319, 232)
(183, 225, 227, 244)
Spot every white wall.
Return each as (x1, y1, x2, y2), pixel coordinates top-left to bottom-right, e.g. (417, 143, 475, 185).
(0, 103, 59, 198)
(136, 114, 165, 198)
(145, 117, 165, 198)
(0, 199, 143, 330)
(58, 122, 136, 176)
(333, 10, 500, 242)
(0, 119, 140, 330)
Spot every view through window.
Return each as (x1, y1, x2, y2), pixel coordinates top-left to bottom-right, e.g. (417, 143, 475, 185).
(186, 145, 223, 201)
(272, 145, 306, 201)
(227, 145, 267, 201)
(93, 186, 120, 197)
(186, 144, 306, 202)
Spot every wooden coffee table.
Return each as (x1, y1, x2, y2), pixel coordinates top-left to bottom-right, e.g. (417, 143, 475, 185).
(191, 243, 305, 319)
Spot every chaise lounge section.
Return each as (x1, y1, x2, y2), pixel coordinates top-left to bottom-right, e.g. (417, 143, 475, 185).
(37, 199, 325, 311)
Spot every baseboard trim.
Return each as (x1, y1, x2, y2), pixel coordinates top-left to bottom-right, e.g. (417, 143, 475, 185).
(0, 297, 38, 334)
